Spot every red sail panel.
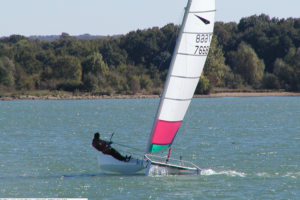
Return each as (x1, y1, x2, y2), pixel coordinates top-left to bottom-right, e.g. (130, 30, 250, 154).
(152, 120, 182, 145)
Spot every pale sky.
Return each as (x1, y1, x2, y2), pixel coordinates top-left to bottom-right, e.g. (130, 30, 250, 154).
(0, 0, 299, 37)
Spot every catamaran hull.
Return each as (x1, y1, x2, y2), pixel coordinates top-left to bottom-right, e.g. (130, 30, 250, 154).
(97, 153, 145, 174)
(145, 161, 201, 176)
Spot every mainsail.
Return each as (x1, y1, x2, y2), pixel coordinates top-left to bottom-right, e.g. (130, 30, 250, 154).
(145, 0, 216, 154)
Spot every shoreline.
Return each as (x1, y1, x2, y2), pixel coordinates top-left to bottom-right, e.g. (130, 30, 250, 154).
(1, 92, 300, 101)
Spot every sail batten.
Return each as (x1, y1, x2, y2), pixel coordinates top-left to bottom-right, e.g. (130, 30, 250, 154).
(165, 97, 192, 101)
(145, 0, 215, 154)
(170, 75, 200, 79)
(183, 31, 213, 33)
(178, 53, 210, 56)
(189, 10, 216, 13)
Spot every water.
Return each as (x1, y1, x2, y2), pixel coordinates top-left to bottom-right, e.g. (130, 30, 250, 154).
(0, 97, 299, 199)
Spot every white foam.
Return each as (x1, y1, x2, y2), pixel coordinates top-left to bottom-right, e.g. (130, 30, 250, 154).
(257, 172, 270, 177)
(201, 169, 246, 177)
(148, 165, 170, 176)
(283, 172, 300, 178)
(200, 169, 217, 175)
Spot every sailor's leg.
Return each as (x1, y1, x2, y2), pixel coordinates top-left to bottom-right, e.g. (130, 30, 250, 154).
(110, 148, 126, 161)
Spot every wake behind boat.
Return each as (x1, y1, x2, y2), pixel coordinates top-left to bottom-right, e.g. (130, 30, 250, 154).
(94, 0, 216, 176)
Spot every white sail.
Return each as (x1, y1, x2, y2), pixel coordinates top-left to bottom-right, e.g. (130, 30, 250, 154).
(146, 0, 215, 154)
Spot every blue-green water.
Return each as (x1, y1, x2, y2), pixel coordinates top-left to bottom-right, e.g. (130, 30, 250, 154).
(0, 97, 299, 199)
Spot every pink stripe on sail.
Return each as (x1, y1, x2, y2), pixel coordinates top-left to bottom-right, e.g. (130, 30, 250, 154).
(152, 120, 182, 145)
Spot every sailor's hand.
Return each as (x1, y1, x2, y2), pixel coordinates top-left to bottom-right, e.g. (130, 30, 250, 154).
(109, 142, 113, 145)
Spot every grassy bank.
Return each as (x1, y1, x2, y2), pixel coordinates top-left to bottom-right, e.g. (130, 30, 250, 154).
(1, 89, 300, 101)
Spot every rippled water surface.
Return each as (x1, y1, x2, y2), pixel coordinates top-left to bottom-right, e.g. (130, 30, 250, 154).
(0, 97, 299, 199)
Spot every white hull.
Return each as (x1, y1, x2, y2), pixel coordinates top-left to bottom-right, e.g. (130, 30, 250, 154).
(97, 153, 145, 174)
(145, 161, 201, 176)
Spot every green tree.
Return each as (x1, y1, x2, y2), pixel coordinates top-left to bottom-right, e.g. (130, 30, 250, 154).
(40, 67, 53, 82)
(117, 77, 129, 93)
(100, 39, 127, 67)
(36, 50, 56, 68)
(196, 35, 229, 94)
(60, 32, 71, 39)
(83, 72, 98, 92)
(140, 74, 152, 90)
(82, 52, 109, 77)
(105, 71, 120, 89)
(231, 42, 265, 86)
(0, 56, 15, 86)
(215, 14, 300, 73)
(195, 74, 210, 94)
(224, 72, 244, 89)
(14, 63, 28, 90)
(274, 47, 300, 91)
(15, 50, 41, 75)
(284, 47, 300, 67)
(203, 36, 230, 86)
(8, 35, 27, 43)
(273, 58, 294, 91)
(261, 73, 280, 89)
(52, 55, 82, 82)
(128, 75, 140, 94)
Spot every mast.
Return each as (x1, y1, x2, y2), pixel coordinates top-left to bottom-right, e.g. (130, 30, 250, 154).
(145, 0, 193, 154)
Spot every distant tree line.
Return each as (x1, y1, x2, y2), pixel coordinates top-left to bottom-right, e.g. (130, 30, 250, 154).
(1, 14, 300, 95)
(215, 14, 300, 91)
(0, 34, 119, 42)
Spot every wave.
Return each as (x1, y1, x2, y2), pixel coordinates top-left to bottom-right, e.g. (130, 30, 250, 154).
(201, 169, 300, 179)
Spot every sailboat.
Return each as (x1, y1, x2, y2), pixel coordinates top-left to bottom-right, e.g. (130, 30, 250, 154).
(97, 0, 216, 175)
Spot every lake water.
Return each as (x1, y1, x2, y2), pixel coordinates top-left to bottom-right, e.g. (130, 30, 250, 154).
(0, 97, 299, 199)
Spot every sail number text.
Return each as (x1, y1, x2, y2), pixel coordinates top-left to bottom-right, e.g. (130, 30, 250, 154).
(194, 46, 209, 55)
(194, 33, 212, 55)
(196, 34, 212, 43)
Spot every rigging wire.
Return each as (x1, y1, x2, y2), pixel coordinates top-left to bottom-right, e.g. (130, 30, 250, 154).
(104, 132, 144, 152)
(112, 142, 143, 152)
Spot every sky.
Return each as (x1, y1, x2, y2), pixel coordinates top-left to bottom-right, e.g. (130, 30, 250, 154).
(0, 0, 299, 37)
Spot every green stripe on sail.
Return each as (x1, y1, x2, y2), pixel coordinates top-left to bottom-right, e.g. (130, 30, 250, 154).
(149, 144, 169, 153)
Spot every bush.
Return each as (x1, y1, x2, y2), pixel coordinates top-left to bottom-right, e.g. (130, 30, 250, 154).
(140, 75, 152, 90)
(83, 72, 98, 92)
(128, 75, 140, 94)
(105, 71, 120, 88)
(225, 72, 244, 89)
(151, 88, 162, 95)
(105, 86, 114, 96)
(196, 75, 210, 94)
(0, 57, 15, 87)
(56, 81, 84, 92)
(261, 73, 280, 90)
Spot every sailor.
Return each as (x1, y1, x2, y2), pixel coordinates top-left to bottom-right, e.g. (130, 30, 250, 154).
(92, 132, 131, 162)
